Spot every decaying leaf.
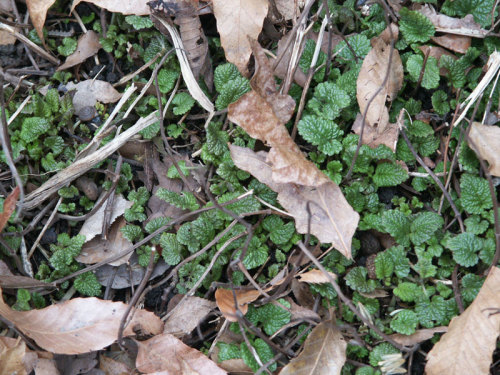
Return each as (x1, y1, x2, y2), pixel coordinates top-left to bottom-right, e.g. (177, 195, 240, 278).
(0, 186, 19, 233)
(279, 320, 346, 375)
(215, 287, 268, 322)
(356, 23, 403, 150)
(66, 79, 122, 113)
(431, 34, 470, 54)
(99, 355, 132, 375)
(58, 31, 101, 71)
(297, 269, 338, 284)
(419, 4, 488, 38)
(164, 296, 216, 337)
(135, 333, 227, 374)
(425, 267, 500, 375)
(0, 338, 30, 375)
(228, 41, 358, 256)
(212, 0, 268, 76)
(0, 287, 163, 354)
(33, 358, 60, 375)
(468, 122, 500, 177)
(77, 217, 132, 266)
(230, 145, 358, 258)
(0, 275, 55, 290)
(390, 326, 448, 347)
(70, 0, 150, 16)
(351, 112, 400, 152)
(26, 0, 56, 42)
(78, 194, 132, 242)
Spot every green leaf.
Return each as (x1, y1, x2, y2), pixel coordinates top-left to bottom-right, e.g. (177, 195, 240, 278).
(257, 299, 291, 335)
(407, 120, 434, 138)
(406, 55, 440, 89)
(387, 246, 411, 278)
(375, 251, 394, 282)
(307, 82, 350, 121)
(120, 225, 142, 242)
(160, 233, 183, 265)
(460, 174, 492, 214)
(125, 15, 153, 30)
(205, 122, 229, 157)
(431, 90, 450, 115)
(167, 161, 190, 178)
(382, 210, 411, 246)
(243, 237, 268, 269)
(215, 76, 250, 110)
(217, 342, 241, 362)
(241, 339, 276, 372)
(156, 188, 200, 211)
(369, 343, 399, 367)
(44, 136, 64, 156)
(410, 212, 443, 245)
(447, 232, 482, 267)
(464, 215, 489, 235)
(214, 63, 241, 93)
(345, 267, 377, 293)
(74, 272, 101, 297)
(373, 163, 408, 187)
(172, 92, 195, 115)
(335, 34, 371, 63)
(299, 39, 327, 81)
(21, 117, 50, 143)
(399, 8, 435, 43)
(390, 310, 418, 335)
(157, 69, 178, 94)
(442, 0, 495, 27)
(461, 274, 484, 303)
(298, 115, 343, 156)
(415, 296, 447, 327)
(394, 282, 423, 302)
(57, 37, 77, 56)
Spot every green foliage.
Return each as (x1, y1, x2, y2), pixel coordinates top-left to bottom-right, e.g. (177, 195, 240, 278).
(74, 272, 102, 297)
(369, 343, 399, 366)
(441, 0, 495, 27)
(214, 63, 250, 110)
(167, 161, 190, 178)
(156, 188, 200, 211)
(346, 267, 377, 293)
(157, 69, 179, 93)
(172, 92, 195, 115)
(14, 289, 31, 311)
(373, 163, 408, 187)
(406, 55, 440, 89)
(431, 90, 450, 115)
(241, 338, 276, 372)
(262, 216, 295, 245)
(307, 82, 351, 121)
(394, 282, 423, 302)
(21, 117, 50, 142)
(298, 115, 343, 156)
(460, 174, 492, 214)
(125, 187, 150, 222)
(415, 296, 448, 327)
(446, 232, 482, 267)
(160, 233, 183, 265)
(49, 234, 86, 272)
(390, 310, 418, 335)
(217, 342, 241, 362)
(300, 39, 327, 81)
(255, 299, 291, 335)
(57, 37, 77, 56)
(461, 274, 484, 303)
(335, 34, 371, 64)
(399, 8, 435, 43)
(121, 224, 143, 242)
(125, 15, 153, 30)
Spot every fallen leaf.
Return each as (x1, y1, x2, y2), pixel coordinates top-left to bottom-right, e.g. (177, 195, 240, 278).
(34, 358, 60, 375)
(229, 145, 358, 258)
(273, 0, 299, 21)
(77, 217, 132, 266)
(418, 45, 457, 75)
(212, 0, 268, 76)
(66, 80, 122, 113)
(274, 30, 308, 87)
(26, 0, 56, 42)
(135, 333, 227, 374)
(425, 267, 500, 375)
(351, 113, 400, 152)
(58, 31, 101, 71)
(0, 338, 29, 375)
(99, 355, 131, 375)
(297, 269, 338, 284)
(78, 194, 132, 242)
(467, 122, 500, 177)
(0, 29, 16, 45)
(0, 260, 14, 276)
(0, 287, 163, 354)
(70, 0, 149, 16)
(215, 287, 267, 322)
(164, 296, 215, 337)
(210, 328, 252, 373)
(356, 24, 403, 150)
(291, 279, 316, 311)
(279, 320, 346, 375)
(0, 0, 13, 12)
(288, 298, 320, 323)
(419, 4, 488, 38)
(431, 34, 470, 54)
(0, 186, 19, 233)
(390, 326, 448, 347)
(0, 275, 55, 290)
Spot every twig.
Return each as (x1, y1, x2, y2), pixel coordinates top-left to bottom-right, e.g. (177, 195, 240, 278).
(27, 198, 62, 259)
(101, 156, 122, 239)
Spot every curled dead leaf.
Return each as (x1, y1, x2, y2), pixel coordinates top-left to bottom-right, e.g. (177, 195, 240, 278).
(215, 287, 268, 322)
(425, 267, 500, 375)
(58, 31, 101, 71)
(135, 333, 227, 374)
(66, 79, 122, 113)
(0, 186, 19, 233)
(26, 0, 56, 42)
(431, 34, 470, 54)
(468, 122, 500, 177)
(297, 269, 338, 284)
(390, 326, 448, 347)
(419, 5, 488, 38)
(212, 0, 268, 76)
(164, 296, 215, 337)
(0, 287, 163, 354)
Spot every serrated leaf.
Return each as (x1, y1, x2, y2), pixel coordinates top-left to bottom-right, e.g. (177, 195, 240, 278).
(394, 282, 423, 302)
(214, 63, 241, 93)
(298, 115, 343, 156)
(172, 92, 195, 115)
(399, 8, 435, 43)
(257, 299, 291, 335)
(447, 232, 482, 267)
(410, 212, 443, 245)
(406, 55, 440, 89)
(215, 76, 250, 110)
(375, 251, 394, 281)
(20, 117, 50, 143)
(125, 15, 153, 30)
(335, 34, 371, 63)
(307, 82, 350, 121)
(160, 233, 183, 266)
(383, 211, 411, 246)
(390, 310, 418, 335)
(346, 267, 377, 293)
(373, 163, 408, 187)
(431, 90, 450, 116)
(155, 188, 199, 211)
(157, 70, 178, 94)
(460, 174, 492, 214)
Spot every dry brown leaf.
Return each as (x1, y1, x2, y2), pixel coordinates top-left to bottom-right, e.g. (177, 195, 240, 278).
(431, 34, 470, 54)
(99, 355, 131, 375)
(468, 122, 500, 177)
(288, 298, 320, 322)
(78, 194, 132, 242)
(70, 0, 149, 16)
(0, 275, 55, 290)
(274, 0, 298, 21)
(0, 29, 16, 45)
(0, 186, 19, 233)
(77, 217, 132, 266)
(26, 0, 56, 42)
(229, 145, 358, 258)
(215, 288, 267, 322)
(212, 0, 268, 76)
(297, 269, 338, 284)
(418, 45, 457, 76)
(351, 113, 400, 152)
(136, 333, 227, 374)
(425, 267, 500, 375)
(279, 321, 346, 375)
(0, 287, 163, 354)
(0, 338, 28, 375)
(34, 358, 60, 375)
(419, 4, 488, 38)
(164, 296, 215, 337)
(58, 31, 101, 71)
(66, 80, 122, 113)
(390, 326, 448, 347)
(356, 24, 403, 146)
(274, 30, 308, 87)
